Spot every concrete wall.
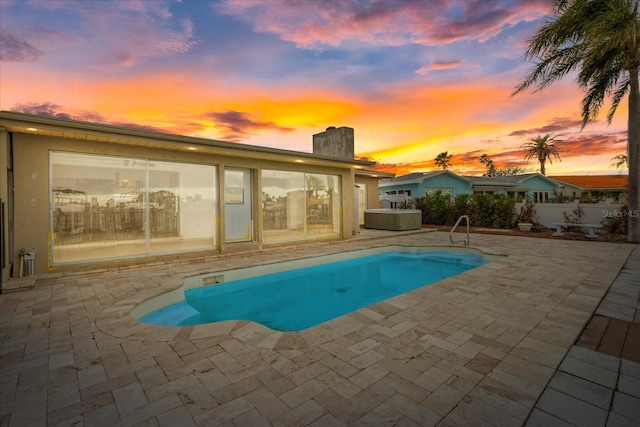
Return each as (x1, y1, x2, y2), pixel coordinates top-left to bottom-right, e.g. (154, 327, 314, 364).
(517, 201, 625, 228)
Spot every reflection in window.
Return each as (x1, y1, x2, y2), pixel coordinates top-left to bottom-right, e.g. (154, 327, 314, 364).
(262, 170, 341, 244)
(50, 152, 217, 265)
(356, 184, 367, 225)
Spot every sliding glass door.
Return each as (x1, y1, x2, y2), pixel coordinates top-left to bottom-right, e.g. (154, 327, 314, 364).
(50, 152, 218, 265)
(261, 169, 341, 244)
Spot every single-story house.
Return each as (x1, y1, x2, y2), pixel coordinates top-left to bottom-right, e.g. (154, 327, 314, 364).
(463, 173, 558, 203)
(0, 112, 385, 283)
(380, 171, 559, 204)
(549, 175, 628, 202)
(379, 170, 472, 206)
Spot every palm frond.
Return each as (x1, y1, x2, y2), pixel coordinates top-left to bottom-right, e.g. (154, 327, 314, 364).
(608, 77, 631, 123)
(513, 0, 639, 126)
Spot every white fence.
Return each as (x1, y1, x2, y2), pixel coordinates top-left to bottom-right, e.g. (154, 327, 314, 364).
(379, 195, 626, 228)
(517, 202, 624, 228)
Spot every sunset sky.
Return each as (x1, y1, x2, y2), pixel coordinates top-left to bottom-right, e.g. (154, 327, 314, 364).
(0, 0, 630, 176)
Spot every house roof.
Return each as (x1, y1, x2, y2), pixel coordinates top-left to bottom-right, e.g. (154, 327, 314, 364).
(356, 169, 395, 179)
(0, 110, 376, 170)
(380, 170, 562, 190)
(379, 170, 469, 187)
(549, 175, 628, 190)
(463, 176, 520, 187)
(461, 173, 556, 187)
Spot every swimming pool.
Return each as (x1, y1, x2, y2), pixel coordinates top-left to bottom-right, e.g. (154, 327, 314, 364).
(134, 246, 488, 331)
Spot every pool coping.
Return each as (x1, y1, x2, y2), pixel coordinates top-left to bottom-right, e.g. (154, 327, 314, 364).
(3, 231, 637, 426)
(99, 244, 499, 348)
(130, 245, 496, 319)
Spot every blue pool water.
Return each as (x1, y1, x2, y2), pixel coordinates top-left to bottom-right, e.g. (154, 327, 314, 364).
(139, 251, 487, 331)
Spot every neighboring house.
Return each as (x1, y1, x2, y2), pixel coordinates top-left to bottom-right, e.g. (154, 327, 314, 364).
(379, 170, 471, 206)
(549, 175, 628, 202)
(379, 171, 558, 205)
(0, 112, 383, 282)
(463, 173, 559, 203)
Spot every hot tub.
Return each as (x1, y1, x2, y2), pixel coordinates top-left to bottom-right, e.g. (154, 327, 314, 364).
(364, 209, 422, 231)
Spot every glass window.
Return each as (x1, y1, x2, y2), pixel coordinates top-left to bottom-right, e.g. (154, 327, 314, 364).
(306, 173, 340, 238)
(262, 170, 341, 244)
(356, 184, 367, 225)
(50, 152, 217, 265)
(149, 161, 217, 254)
(426, 188, 452, 196)
(533, 191, 549, 203)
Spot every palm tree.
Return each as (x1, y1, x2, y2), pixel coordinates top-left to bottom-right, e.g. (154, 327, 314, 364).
(513, 0, 639, 242)
(521, 133, 562, 175)
(434, 151, 453, 170)
(611, 154, 628, 169)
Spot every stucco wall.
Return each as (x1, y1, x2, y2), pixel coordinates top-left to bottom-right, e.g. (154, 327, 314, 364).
(12, 133, 49, 278)
(10, 132, 358, 275)
(355, 175, 381, 210)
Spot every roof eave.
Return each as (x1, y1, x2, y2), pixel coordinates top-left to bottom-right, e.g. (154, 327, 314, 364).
(0, 110, 375, 169)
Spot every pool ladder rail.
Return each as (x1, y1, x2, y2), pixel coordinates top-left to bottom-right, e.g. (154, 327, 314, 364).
(450, 215, 470, 245)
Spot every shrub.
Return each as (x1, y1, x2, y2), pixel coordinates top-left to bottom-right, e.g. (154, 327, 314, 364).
(414, 193, 515, 229)
(563, 204, 584, 224)
(516, 198, 537, 224)
(602, 205, 629, 234)
(473, 194, 516, 228)
(445, 194, 474, 226)
(492, 194, 516, 228)
(414, 191, 448, 225)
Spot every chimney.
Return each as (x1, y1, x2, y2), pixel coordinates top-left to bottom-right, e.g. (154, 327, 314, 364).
(312, 126, 354, 159)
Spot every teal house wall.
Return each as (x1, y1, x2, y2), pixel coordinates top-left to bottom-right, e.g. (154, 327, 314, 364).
(380, 171, 559, 202)
(418, 172, 470, 197)
(519, 175, 557, 197)
(379, 171, 471, 199)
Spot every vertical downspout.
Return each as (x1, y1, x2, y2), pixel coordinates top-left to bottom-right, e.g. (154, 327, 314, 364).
(2, 132, 15, 292)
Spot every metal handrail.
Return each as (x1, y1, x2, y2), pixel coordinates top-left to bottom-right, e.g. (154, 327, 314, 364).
(450, 215, 470, 245)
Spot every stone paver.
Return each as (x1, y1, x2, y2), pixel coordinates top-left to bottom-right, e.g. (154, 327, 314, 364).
(527, 245, 640, 427)
(1, 231, 637, 426)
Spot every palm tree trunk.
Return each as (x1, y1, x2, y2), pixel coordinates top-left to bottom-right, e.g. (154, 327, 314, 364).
(628, 68, 639, 243)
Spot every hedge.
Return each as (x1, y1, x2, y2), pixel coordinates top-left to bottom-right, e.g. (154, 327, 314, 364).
(406, 191, 517, 228)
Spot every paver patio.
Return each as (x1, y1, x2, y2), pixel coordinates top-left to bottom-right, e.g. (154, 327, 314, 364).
(0, 231, 637, 426)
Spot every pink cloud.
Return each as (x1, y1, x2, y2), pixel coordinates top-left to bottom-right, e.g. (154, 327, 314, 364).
(23, 1, 197, 70)
(216, 0, 551, 49)
(509, 117, 586, 137)
(416, 60, 462, 75)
